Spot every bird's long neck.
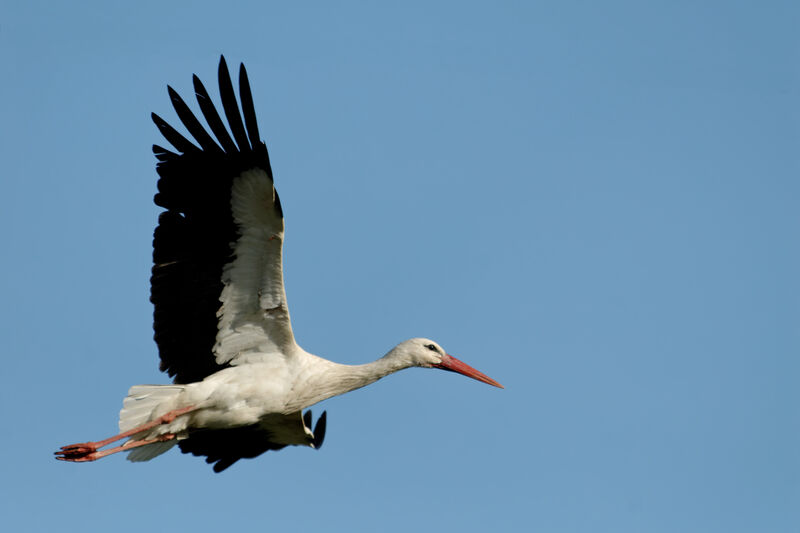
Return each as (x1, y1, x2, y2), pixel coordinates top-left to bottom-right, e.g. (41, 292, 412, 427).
(287, 351, 411, 412)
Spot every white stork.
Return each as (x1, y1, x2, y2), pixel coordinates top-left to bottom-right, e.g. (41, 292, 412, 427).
(56, 57, 502, 473)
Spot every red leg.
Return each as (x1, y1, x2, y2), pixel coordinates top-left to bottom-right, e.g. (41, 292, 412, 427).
(57, 434, 177, 462)
(55, 405, 194, 461)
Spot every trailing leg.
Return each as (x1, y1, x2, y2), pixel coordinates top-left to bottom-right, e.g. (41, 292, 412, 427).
(55, 405, 194, 461)
(57, 434, 177, 462)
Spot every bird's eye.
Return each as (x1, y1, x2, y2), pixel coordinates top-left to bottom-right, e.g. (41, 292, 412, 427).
(425, 344, 438, 352)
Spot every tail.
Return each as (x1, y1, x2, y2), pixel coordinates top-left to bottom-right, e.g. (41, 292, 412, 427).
(119, 385, 184, 462)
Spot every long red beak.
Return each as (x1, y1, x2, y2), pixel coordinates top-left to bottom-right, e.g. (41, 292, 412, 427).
(433, 353, 504, 388)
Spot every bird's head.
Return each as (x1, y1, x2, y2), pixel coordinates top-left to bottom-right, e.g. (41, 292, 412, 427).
(396, 338, 503, 388)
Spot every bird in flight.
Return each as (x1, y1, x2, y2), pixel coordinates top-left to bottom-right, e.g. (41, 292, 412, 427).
(56, 57, 502, 472)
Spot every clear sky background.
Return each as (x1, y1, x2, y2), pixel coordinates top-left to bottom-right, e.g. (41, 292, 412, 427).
(2, 2, 798, 532)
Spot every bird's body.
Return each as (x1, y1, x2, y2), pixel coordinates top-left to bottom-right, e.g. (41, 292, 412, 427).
(121, 339, 461, 446)
(56, 57, 501, 472)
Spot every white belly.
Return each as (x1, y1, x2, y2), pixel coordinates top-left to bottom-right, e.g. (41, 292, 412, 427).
(182, 362, 295, 430)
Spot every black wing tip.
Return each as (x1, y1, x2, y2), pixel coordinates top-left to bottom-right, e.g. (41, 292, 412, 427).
(156, 56, 268, 160)
(313, 411, 327, 449)
(191, 74, 208, 103)
(216, 54, 251, 152)
(152, 144, 176, 161)
(212, 459, 236, 473)
(238, 62, 261, 147)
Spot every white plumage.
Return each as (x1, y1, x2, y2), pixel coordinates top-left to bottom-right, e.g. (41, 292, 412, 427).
(56, 57, 502, 472)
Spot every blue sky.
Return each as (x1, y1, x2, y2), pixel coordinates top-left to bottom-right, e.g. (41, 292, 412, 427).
(2, 1, 798, 531)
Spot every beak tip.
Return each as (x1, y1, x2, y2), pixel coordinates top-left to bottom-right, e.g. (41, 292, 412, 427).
(440, 353, 504, 390)
(484, 377, 504, 389)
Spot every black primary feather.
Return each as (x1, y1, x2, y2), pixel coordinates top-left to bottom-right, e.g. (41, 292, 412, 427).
(217, 56, 251, 151)
(192, 74, 238, 154)
(238, 64, 261, 146)
(150, 56, 273, 385)
(151, 112, 199, 155)
(313, 411, 327, 449)
(151, 56, 318, 471)
(167, 85, 222, 153)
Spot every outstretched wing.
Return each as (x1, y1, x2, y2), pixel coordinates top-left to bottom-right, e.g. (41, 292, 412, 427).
(151, 56, 295, 384)
(179, 410, 327, 472)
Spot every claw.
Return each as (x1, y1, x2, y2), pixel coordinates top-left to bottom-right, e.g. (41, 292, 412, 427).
(55, 443, 100, 461)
